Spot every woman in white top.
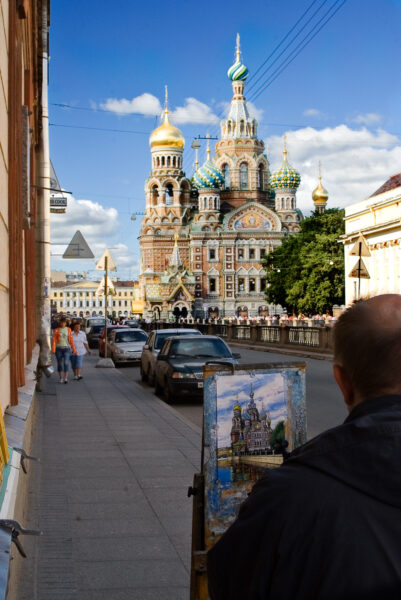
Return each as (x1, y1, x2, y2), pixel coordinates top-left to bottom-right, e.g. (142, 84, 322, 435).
(70, 322, 91, 380)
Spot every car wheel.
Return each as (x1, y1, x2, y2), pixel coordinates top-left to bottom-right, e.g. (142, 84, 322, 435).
(147, 366, 155, 386)
(154, 376, 162, 396)
(140, 364, 147, 382)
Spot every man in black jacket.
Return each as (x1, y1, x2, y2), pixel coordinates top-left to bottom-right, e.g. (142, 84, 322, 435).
(208, 294, 401, 600)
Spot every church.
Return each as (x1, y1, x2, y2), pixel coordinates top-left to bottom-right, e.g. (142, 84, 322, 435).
(138, 36, 328, 319)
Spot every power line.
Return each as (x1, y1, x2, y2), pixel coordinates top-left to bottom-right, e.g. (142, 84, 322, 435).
(51, 102, 159, 119)
(49, 123, 150, 134)
(246, 0, 329, 93)
(250, 0, 347, 101)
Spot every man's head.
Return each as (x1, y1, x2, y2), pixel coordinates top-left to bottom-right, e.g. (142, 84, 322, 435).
(333, 294, 401, 411)
(59, 317, 67, 327)
(73, 322, 80, 333)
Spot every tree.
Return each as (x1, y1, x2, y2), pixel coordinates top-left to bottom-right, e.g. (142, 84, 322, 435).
(270, 420, 285, 448)
(262, 209, 345, 314)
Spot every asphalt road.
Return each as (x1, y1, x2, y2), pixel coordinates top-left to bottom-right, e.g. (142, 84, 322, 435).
(117, 346, 346, 441)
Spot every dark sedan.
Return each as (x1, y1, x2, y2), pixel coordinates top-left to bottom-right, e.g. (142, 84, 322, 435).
(154, 335, 240, 402)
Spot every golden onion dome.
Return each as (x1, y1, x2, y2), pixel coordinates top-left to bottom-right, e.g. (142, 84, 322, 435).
(234, 403, 241, 412)
(312, 177, 329, 204)
(149, 108, 185, 150)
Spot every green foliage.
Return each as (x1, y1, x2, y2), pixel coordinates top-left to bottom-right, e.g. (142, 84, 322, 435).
(262, 209, 345, 313)
(269, 420, 285, 447)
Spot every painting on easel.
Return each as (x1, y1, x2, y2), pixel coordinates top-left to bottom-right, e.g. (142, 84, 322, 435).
(203, 363, 307, 551)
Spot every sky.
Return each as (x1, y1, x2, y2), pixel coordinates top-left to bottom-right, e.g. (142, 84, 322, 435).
(49, 0, 401, 279)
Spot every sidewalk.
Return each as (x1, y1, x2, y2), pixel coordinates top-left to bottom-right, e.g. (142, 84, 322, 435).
(14, 354, 202, 600)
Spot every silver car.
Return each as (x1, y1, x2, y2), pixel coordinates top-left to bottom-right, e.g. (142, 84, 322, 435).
(107, 328, 148, 366)
(140, 328, 202, 386)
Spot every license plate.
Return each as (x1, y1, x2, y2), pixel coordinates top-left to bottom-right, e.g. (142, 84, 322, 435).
(197, 382, 204, 388)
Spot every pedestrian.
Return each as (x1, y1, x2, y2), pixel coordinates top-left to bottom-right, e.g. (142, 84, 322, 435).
(70, 321, 91, 380)
(51, 316, 77, 384)
(208, 294, 401, 600)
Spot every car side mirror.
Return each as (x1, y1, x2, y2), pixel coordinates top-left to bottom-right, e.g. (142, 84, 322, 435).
(233, 353, 241, 359)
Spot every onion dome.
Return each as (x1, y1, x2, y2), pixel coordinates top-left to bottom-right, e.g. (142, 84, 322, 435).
(227, 33, 249, 82)
(193, 149, 224, 189)
(312, 176, 329, 205)
(234, 402, 242, 412)
(270, 147, 301, 190)
(149, 86, 184, 150)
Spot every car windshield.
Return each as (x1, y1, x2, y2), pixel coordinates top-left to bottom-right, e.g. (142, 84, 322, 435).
(90, 325, 104, 333)
(154, 330, 200, 350)
(169, 338, 232, 358)
(114, 330, 147, 343)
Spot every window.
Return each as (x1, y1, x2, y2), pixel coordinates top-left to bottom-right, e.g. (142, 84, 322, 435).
(260, 248, 266, 259)
(60, 301, 63, 307)
(258, 164, 264, 190)
(249, 248, 255, 260)
(260, 278, 266, 291)
(166, 183, 174, 205)
(238, 248, 244, 259)
(249, 278, 256, 292)
(223, 164, 230, 188)
(54, 292, 57, 297)
(209, 249, 216, 260)
(238, 278, 245, 292)
(209, 278, 216, 292)
(240, 163, 248, 189)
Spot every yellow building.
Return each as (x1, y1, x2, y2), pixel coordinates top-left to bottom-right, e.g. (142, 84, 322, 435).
(51, 280, 141, 317)
(341, 174, 401, 304)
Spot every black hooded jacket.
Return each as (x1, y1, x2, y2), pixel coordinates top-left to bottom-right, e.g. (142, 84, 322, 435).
(208, 395, 401, 600)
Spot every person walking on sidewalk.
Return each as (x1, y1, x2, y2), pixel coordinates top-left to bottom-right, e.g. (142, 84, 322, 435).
(70, 321, 91, 380)
(51, 316, 77, 384)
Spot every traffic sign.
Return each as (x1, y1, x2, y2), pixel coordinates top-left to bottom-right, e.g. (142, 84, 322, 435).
(349, 258, 370, 279)
(349, 234, 371, 257)
(95, 249, 117, 271)
(62, 230, 94, 259)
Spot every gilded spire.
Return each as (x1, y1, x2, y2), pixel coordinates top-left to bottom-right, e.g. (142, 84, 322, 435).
(206, 132, 211, 161)
(236, 32, 241, 62)
(283, 134, 288, 162)
(312, 160, 329, 210)
(149, 85, 185, 150)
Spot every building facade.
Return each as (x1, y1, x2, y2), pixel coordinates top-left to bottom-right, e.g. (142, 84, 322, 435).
(51, 279, 140, 317)
(341, 174, 401, 304)
(138, 38, 305, 319)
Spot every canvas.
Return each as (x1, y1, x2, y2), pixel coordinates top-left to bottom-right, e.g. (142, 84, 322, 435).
(203, 362, 306, 550)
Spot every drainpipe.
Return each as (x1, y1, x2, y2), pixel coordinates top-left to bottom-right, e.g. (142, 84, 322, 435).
(35, 0, 51, 382)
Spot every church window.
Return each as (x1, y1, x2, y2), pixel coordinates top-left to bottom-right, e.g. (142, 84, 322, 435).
(156, 157, 160, 167)
(260, 278, 266, 291)
(162, 156, 165, 166)
(209, 249, 216, 261)
(172, 156, 176, 167)
(238, 278, 245, 292)
(227, 121, 232, 135)
(249, 248, 255, 260)
(286, 197, 290, 209)
(249, 278, 256, 292)
(281, 198, 285, 209)
(238, 248, 244, 259)
(260, 248, 266, 259)
(240, 163, 248, 189)
(167, 156, 170, 167)
(202, 226, 210, 232)
(240, 120, 245, 135)
(292, 198, 295, 209)
(209, 278, 216, 293)
(166, 183, 174, 205)
(223, 164, 230, 189)
(258, 164, 264, 190)
(178, 157, 181, 168)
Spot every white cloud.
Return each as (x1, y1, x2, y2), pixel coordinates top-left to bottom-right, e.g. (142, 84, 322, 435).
(171, 97, 219, 125)
(100, 93, 162, 116)
(266, 125, 401, 214)
(303, 108, 326, 119)
(50, 196, 138, 276)
(353, 113, 382, 125)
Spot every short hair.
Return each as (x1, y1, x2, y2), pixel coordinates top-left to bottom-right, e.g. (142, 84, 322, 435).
(333, 298, 401, 399)
(58, 317, 67, 326)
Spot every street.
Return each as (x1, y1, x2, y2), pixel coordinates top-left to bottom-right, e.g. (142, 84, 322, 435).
(118, 345, 346, 440)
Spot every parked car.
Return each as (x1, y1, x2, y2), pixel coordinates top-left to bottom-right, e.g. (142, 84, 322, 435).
(125, 319, 141, 328)
(98, 325, 128, 357)
(154, 335, 240, 402)
(83, 316, 108, 334)
(87, 324, 107, 349)
(106, 328, 148, 366)
(140, 328, 201, 385)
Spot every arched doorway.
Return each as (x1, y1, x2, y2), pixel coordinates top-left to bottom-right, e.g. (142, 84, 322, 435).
(237, 306, 248, 318)
(208, 306, 219, 319)
(258, 305, 269, 317)
(172, 301, 190, 322)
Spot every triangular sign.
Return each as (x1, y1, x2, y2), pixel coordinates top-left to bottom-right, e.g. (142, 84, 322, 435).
(349, 235, 371, 257)
(348, 258, 370, 279)
(62, 230, 94, 259)
(95, 249, 117, 271)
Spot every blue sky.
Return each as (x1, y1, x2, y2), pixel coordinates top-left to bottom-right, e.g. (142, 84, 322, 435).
(49, 0, 401, 278)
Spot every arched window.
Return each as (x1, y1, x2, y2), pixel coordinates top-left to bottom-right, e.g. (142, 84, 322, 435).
(156, 157, 160, 167)
(172, 156, 176, 167)
(167, 156, 170, 167)
(223, 164, 230, 189)
(258, 164, 264, 190)
(166, 183, 174, 205)
(240, 120, 244, 135)
(161, 156, 165, 167)
(151, 185, 159, 205)
(240, 163, 248, 190)
(227, 121, 232, 135)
